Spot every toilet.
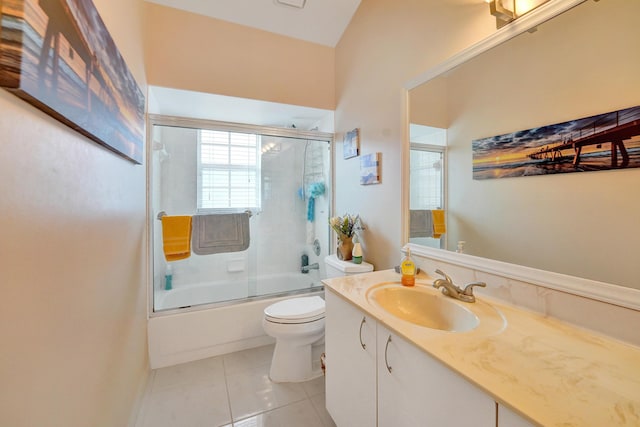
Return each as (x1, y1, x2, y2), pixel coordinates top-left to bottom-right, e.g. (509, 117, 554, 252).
(324, 253, 374, 279)
(262, 254, 374, 383)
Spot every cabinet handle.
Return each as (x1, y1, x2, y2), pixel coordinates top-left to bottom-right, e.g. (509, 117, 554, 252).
(384, 335, 393, 373)
(359, 317, 367, 350)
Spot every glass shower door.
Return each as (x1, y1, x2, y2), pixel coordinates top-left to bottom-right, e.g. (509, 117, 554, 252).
(151, 124, 253, 311)
(149, 118, 332, 312)
(250, 135, 330, 297)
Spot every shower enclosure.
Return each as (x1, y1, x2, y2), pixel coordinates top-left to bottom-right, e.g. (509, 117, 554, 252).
(148, 115, 332, 313)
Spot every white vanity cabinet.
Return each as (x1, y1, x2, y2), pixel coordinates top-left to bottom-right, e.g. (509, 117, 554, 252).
(497, 404, 536, 427)
(325, 289, 377, 427)
(377, 324, 495, 427)
(326, 288, 496, 427)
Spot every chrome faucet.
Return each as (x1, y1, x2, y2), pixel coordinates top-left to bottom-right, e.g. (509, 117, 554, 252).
(301, 263, 319, 273)
(432, 269, 486, 303)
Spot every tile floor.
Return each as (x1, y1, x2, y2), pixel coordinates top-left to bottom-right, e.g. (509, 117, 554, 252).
(135, 344, 336, 427)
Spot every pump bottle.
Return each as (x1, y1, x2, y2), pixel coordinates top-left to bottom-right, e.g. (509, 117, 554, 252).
(165, 264, 173, 290)
(400, 248, 416, 286)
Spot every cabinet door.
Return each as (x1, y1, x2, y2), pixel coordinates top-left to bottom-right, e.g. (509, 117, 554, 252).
(325, 289, 377, 427)
(377, 325, 495, 427)
(498, 404, 536, 427)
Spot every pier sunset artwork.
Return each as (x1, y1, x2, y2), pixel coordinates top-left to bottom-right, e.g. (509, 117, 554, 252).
(0, 0, 144, 163)
(472, 106, 640, 180)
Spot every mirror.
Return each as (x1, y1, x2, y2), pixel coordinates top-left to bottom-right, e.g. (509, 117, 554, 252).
(408, 0, 640, 290)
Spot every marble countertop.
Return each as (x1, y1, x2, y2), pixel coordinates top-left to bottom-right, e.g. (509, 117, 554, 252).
(322, 269, 640, 427)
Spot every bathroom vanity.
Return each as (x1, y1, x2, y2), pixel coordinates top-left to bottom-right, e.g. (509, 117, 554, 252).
(323, 270, 640, 426)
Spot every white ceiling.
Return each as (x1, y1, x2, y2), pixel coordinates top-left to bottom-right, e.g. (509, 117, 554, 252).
(144, 0, 361, 47)
(145, 0, 352, 131)
(148, 86, 334, 131)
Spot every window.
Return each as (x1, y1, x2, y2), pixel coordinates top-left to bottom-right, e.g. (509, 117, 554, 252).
(409, 124, 446, 212)
(197, 129, 261, 212)
(410, 146, 444, 211)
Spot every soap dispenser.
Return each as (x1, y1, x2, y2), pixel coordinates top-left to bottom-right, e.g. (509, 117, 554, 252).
(400, 248, 416, 286)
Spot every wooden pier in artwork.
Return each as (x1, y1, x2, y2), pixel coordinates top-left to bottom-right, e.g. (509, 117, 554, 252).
(528, 107, 640, 167)
(1, 0, 145, 162)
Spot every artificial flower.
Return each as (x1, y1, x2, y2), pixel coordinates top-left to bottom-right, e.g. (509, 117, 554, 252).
(329, 213, 361, 241)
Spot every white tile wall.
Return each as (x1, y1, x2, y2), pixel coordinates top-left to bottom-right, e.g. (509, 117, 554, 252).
(153, 127, 331, 293)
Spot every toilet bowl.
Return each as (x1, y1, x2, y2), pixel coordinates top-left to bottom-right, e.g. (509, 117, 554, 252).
(263, 256, 374, 383)
(262, 295, 326, 383)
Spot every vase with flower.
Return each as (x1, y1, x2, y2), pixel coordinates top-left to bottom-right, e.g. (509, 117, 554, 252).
(329, 213, 361, 261)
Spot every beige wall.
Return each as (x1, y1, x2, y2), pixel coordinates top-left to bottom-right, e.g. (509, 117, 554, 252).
(0, 0, 149, 426)
(144, 2, 335, 110)
(442, 0, 640, 288)
(143, 0, 499, 270)
(334, 0, 496, 269)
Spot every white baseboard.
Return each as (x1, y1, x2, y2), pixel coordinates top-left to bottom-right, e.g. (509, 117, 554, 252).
(150, 335, 275, 369)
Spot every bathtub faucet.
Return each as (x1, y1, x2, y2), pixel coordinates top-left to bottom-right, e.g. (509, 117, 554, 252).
(301, 263, 319, 273)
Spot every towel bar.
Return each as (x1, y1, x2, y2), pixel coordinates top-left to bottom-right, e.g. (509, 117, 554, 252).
(157, 210, 253, 220)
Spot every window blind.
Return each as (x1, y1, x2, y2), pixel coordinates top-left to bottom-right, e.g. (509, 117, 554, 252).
(198, 129, 260, 211)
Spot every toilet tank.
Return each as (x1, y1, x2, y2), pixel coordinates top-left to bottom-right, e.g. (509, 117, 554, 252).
(324, 254, 374, 278)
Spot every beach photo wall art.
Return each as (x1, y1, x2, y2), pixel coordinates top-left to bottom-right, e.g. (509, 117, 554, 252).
(0, 0, 145, 164)
(472, 105, 640, 180)
(360, 152, 381, 185)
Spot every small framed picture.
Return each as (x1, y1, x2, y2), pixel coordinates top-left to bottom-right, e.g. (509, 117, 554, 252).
(343, 128, 360, 159)
(360, 152, 381, 185)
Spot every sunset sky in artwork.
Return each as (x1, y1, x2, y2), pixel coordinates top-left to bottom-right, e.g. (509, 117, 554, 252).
(473, 106, 640, 167)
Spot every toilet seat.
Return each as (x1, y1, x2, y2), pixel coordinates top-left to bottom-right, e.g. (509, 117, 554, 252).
(264, 296, 325, 324)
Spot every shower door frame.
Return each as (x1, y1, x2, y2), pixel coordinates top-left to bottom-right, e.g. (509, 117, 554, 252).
(146, 114, 335, 317)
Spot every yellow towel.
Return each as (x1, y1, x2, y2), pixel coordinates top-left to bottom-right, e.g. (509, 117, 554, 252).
(161, 215, 192, 261)
(432, 209, 446, 238)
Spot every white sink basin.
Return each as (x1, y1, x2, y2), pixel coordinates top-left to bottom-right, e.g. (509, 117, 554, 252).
(366, 283, 480, 332)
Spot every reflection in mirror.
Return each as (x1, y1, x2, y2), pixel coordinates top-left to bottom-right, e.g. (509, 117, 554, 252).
(409, 124, 446, 250)
(408, 0, 640, 289)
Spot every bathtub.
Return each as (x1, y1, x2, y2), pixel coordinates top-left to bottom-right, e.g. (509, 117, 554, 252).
(154, 272, 319, 311)
(148, 272, 324, 368)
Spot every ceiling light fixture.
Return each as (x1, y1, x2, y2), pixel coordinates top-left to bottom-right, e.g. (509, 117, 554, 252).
(489, 0, 551, 28)
(274, 0, 307, 9)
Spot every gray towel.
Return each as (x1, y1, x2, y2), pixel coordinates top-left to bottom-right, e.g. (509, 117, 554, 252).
(409, 210, 433, 238)
(192, 213, 250, 255)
